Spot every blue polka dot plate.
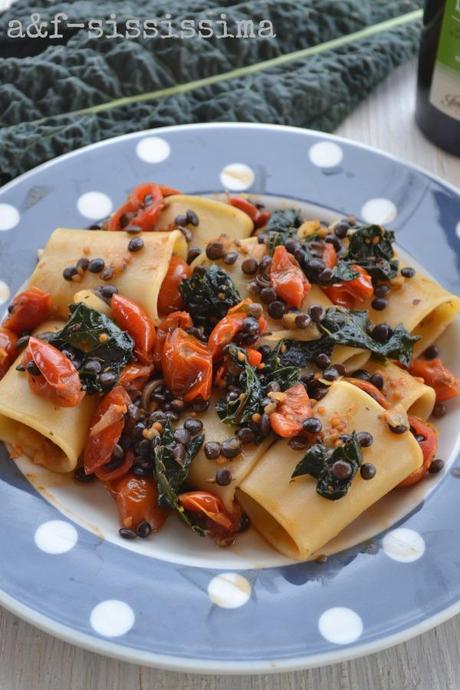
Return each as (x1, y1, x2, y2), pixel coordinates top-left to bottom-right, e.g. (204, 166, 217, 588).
(0, 123, 459, 673)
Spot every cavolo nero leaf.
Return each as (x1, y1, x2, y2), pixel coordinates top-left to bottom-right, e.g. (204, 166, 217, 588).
(49, 302, 134, 393)
(291, 433, 363, 500)
(153, 420, 206, 535)
(345, 224, 399, 281)
(180, 265, 241, 334)
(0, 1, 423, 184)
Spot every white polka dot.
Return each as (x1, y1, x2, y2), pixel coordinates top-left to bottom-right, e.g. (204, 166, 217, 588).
(361, 198, 397, 225)
(136, 137, 171, 163)
(90, 600, 135, 638)
(77, 192, 113, 220)
(0, 204, 20, 231)
(318, 607, 363, 645)
(207, 573, 251, 609)
(309, 141, 343, 168)
(0, 281, 9, 305)
(34, 520, 78, 555)
(455, 221, 460, 239)
(382, 528, 425, 563)
(220, 163, 255, 191)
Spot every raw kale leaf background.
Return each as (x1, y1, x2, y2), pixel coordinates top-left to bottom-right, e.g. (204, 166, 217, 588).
(0, 0, 423, 184)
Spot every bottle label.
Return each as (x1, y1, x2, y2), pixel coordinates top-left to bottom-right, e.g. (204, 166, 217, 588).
(430, 0, 460, 121)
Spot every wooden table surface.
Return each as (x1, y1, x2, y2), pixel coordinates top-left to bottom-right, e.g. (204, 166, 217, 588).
(1, 61, 460, 690)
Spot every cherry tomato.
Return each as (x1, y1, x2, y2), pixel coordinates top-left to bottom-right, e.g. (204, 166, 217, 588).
(0, 327, 17, 379)
(111, 294, 156, 364)
(270, 245, 310, 308)
(22, 337, 84, 408)
(95, 449, 134, 482)
(3, 287, 52, 335)
(323, 265, 373, 308)
(119, 363, 154, 391)
(408, 357, 460, 402)
(399, 416, 438, 487)
(208, 299, 266, 361)
(157, 256, 192, 316)
(323, 243, 337, 269)
(162, 328, 212, 402)
(107, 472, 168, 531)
(154, 311, 193, 365)
(269, 383, 313, 438)
(347, 377, 390, 408)
(228, 197, 271, 229)
(107, 183, 180, 231)
(246, 347, 263, 367)
(179, 491, 235, 532)
(105, 201, 136, 232)
(83, 385, 131, 474)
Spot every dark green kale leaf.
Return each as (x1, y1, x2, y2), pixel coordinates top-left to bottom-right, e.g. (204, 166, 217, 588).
(291, 433, 363, 500)
(49, 302, 134, 393)
(345, 225, 399, 281)
(319, 308, 419, 367)
(180, 265, 241, 334)
(153, 420, 206, 535)
(259, 341, 301, 391)
(264, 209, 302, 233)
(280, 338, 334, 368)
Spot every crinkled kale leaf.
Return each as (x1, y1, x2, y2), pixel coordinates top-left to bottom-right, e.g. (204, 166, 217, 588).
(345, 224, 399, 281)
(180, 265, 241, 334)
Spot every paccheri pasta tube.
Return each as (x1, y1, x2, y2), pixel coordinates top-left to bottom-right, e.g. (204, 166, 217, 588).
(237, 381, 423, 560)
(29, 229, 187, 324)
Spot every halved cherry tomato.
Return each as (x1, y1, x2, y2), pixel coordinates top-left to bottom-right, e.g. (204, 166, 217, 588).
(161, 328, 212, 402)
(179, 491, 235, 532)
(399, 416, 438, 487)
(22, 337, 84, 407)
(119, 363, 154, 391)
(228, 197, 271, 229)
(111, 294, 155, 364)
(247, 347, 262, 367)
(0, 327, 17, 379)
(323, 243, 337, 269)
(323, 265, 373, 308)
(408, 357, 460, 402)
(269, 383, 313, 438)
(107, 183, 180, 231)
(107, 472, 168, 531)
(3, 287, 52, 335)
(208, 298, 266, 361)
(83, 385, 131, 474)
(157, 256, 192, 316)
(154, 310, 193, 365)
(347, 377, 390, 408)
(270, 245, 310, 308)
(95, 449, 134, 482)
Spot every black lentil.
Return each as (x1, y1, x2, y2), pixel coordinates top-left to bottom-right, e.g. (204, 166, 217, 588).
(81, 359, 102, 375)
(260, 286, 277, 304)
(309, 258, 325, 273)
(187, 247, 201, 264)
(63, 266, 78, 281)
(221, 437, 241, 459)
(323, 367, 339, 381)
(128, 237, 144, 252)
(237, 427, 257, 444)
(267, 300, 286, 319)
(186, 209, 199, 226)
(295, 313, 311, 329)
(76, 257, 89, 271)
(309, 304, 324, 322)
(258, 344, 272, 361)
(215, 468, 232, 486)
(371, 297, 388, 311)
(360, 463, 376, 480)
(357, 431, 373, 447)
(334, 363, 347, 376)
(401, 266, 416, 278)
(308, 379, 329, 401)
(15, 334, 30, 350)
(389, 423, 408, 434)
(100, 285, 118, 300)
(429, 458, 445, 474)
(88, 258, 105, 273)
(101, 267, 114, 281)
(25, 361, 41, 376)
(372, 323, 392, 343)
(126, 225, 142, 234)
(324, 235, 342, 252)
(173, 444, 186, 463)
(303, 417, 322, 434)
(206, 242, 225, 260)
(183, 417, 203, 435)
(315, 353, 330, 370)
(318, 268, 334, 283)
(119, 528, 137, 540)
(285, 239, 301, 254)
(374, 284, 390, 298)
(204, 442, 221, 459)
(223, 251, 238, 265)
(432, 402, 447, 418)
(353, 369, 371, 381)
(241, 257, 259, 275)
(370, 373, 384, 390)
(248, 302, 263, 319)
(137, 521, 152, 538)
(334, 221, 349, 239)
(331, 460, 352, 480)
(192, 398, 210, 413)
(133, 464, 151, 477)
(174, 428, 191, 445)
(99, 371, 118, 389)
(424, 345, 439, 360)
(175, 214, 188, 226)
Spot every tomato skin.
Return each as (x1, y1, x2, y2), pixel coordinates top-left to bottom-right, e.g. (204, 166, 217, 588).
(347, 377, 390, 408)
(23, 337, 84, 408)
(408, 357, 460, 402)
(269, 383, 313, 438)
(208, 299, 266, 361)
(323, 265, 373, 308)
(154, 311, 193, 365)
(270, 246, 310, 308)
(95, 449, 134, 482)
(228, 197, 271, 229)
(111, 294, 155, 364)
(157, 256, 192, 316)
(246, 347, 262, 367)
(179, 491, 235, 531)
(323, 243, 337, 269)
(162, 328, 212, 402)
(107, 472, 168, 531)
(3, 287, 52, 335)
(107, 183, 180, 231)
(399, 416, 438, 487)
(84, 386, 131, 474)
(106, 201, 136, 232)
(118, 363, 153, 391)
(0, 327, 17, 379)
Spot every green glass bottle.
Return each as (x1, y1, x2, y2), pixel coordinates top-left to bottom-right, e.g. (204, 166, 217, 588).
(415, 0, 460, 154)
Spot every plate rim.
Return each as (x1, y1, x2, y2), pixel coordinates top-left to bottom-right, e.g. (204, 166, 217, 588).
(1, 121, 459, 674)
